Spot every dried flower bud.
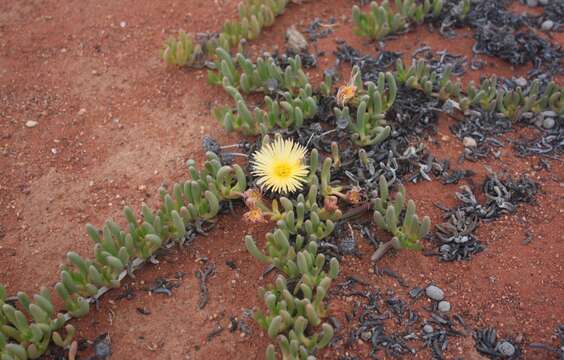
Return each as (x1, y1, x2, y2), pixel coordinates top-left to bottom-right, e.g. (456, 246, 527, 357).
(243, 188, 263, 208)
(346, 186, 363, 204)
(244, 208, 266, 223)
(336, 85, 357, 107)
(323, 195, 339, 213)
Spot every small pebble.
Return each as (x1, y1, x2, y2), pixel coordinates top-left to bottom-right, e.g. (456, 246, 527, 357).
(496, 341, 516, 356)
(539, 0, 549, 4)
(120, 21, 127, 28)
(423, 324, 434, 334)
(541, 20, 554, 31)
(463, 136, 477, 148)
(543, 118, 555, 129)
(360, 331, 372, 341)
(25, 120, 38, 128)
(438, 301, 451, 312)
(426, 285, 444, 301)
(514, 77, 527, 88)
(78, 108, 87, 116)
(542, 110, 557, 118)
(526, 0, 538, 6)
(439, 244, 451, 253)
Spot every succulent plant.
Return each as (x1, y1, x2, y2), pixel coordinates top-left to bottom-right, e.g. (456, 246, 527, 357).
(349, 99, 392, 147)
(256, 274, 335, 359)
(217, 80, 316, 135)
(352, 1, 407, 40)
(162, 31, 203, 67)
(371, 176, 431, 261)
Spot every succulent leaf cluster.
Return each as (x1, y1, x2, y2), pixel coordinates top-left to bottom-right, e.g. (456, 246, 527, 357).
(352, 1, 407, 40)
(0, 153, 244, 358)
(336, 67, 394, 147)
(162, 31, 205, 67)
(393, 59, 563, 121)
(372, 176, 431, 260)
(216, 79, 317, 135)
(209, 49, 308, 94)
(163, 0, 290, 67)
(352, 0, 443, 40)
(220, 0, 288, 49)
(245, 177, 343, 359)
(0, 285, 75, 360)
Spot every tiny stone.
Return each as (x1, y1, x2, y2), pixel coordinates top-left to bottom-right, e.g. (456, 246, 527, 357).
(423, 324, 434, 334)
(78, 108, 87, 116)
(120, 21, 127, 28)
(539, 0, 549, 4)
(426, 285, 444, 301)
(440, 244, 451, 253)
(286, 25, 308, 52)
(454, 235, 469, 244)
(495, 341, 516, 356)
(542, 118, 555, 129)
(25, 120, 38, 128)
(463, 136, 477, 148)
(514, 77, 527, 88)
(542, 110, 557, 118)
(541, 20, 554, 31)
(360, 331, 372, 341)
(526, 0, 538, 6)
(438, 301, 451, 312)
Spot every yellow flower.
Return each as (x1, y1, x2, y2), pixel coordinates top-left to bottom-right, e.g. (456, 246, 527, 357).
(336, 84, 357, 107)
(251, 138, 309, 194)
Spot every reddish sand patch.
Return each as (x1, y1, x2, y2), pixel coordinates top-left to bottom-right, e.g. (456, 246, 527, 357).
(0, 0, 562, 359)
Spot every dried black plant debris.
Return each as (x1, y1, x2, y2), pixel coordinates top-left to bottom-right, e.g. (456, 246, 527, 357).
(473, 24, 563, 75)
(335, 41, 401, 82)
(430, 1, 563, 77)
(474, 328, 520, 359)
(196, 261, 216, 309)
(412, 47, 467, 76)
(89, 333, 112, 360)
(306, 17, 336, 42)
(146, 275, 182, 296)
(337, 279, 467, 360)
(273, 48, 318, 68)
(430, 170, 538, 261)
(529, 324, 564, 359)
(513, 125, 564, 158)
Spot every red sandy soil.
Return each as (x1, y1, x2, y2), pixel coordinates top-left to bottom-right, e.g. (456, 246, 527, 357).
(0, 0, 562, 359)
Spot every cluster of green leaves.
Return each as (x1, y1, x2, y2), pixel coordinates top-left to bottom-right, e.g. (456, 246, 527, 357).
(352, 0, 443, 40)
(493, 80, 563, 120)
(209, 49, 308, 93)
(162, 31, 204, 67)
(260, 263, 337, 359)
(245, 168, 342, 359)
(394, 59, 563, 121)
(371, 176, 431, 261)
(335, 66, 394, 147)
(396, 0, 444, 25)
(245, 188, 340, 277)
(352, 1, 407, 40)
(0, 286, 74, 360)
(214, 78, 317, 135)
(0, 152, 246, 359)
(163, 0, 290, 67)
(220, 0, 288, 48)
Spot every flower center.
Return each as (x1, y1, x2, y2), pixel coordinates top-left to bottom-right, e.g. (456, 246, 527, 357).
(273, 162, 292, 178)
